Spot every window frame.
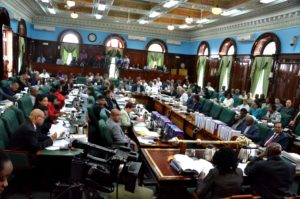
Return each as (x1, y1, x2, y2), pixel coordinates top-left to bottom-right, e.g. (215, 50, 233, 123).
(103, 34, 126, 49)
(251, 32, 280, 57)
(219, 38, 237, 56)
(146, 39, 168, 53)
(197, 41, 210, 56)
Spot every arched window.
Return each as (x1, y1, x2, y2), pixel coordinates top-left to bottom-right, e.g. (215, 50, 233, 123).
(197, 41, 210, 87)
(58, 30, 82, 65)
(198, 41, 210, 56)
(250, 33, 280, 97)
(252, 32, 280, 56)
(218, 38, 236, 90)
(18, 19, 27, 74)
(103, 34, 126, 79)
(1, 7, 12, 79)
(146, 39, 167, 69)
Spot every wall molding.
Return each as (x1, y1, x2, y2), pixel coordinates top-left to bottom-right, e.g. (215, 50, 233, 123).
(189, 7, 300, 41)
(32, 15, 188, 41)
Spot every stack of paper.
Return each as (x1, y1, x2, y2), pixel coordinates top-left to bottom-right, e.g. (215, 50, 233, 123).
(170, 154, 213, 175)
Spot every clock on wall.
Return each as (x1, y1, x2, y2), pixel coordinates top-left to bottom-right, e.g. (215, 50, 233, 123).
(88, 33, 97, 42)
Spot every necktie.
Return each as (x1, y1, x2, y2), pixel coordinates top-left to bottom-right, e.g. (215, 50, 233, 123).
(264, 133, 278, 147)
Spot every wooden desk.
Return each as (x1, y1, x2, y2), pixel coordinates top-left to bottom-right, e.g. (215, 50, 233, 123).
(131, 125, 178, 149)
(141, 148, 201, 199)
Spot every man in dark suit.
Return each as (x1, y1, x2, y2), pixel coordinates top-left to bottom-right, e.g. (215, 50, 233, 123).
(10, 109, 58, 153)
(104, 90, 120, 111)
(259, 122, 290, 150)
(245, 143, 295, 199)
(232, 108, 248, 130)
(281, 99, 295, 117)
(239, 115, 260, 143)
(187, 94, 202, 112)
(131, 81, 145, 93)
(2, 82, 19, 100)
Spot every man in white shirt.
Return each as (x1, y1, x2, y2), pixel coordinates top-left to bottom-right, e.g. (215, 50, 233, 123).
(36, 54, 46, 64)
(156, 77, 162, 88)
(178, 86, 188, 105)
(237, 99, 250, 112)
(39, 69, 50, 79)
(206, 82, 215, 91)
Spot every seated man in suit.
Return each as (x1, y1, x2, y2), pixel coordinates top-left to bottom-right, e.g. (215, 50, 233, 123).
(187, 94, 202, 112)
(263, 103, 281, 124)
(239, 115, 260, 143)
(104, 90, 120, 111)
(2, 82, 19, 100)
(131, 81, 145, 93)
(281, 99, 295, 117)
(259, 122, 290, 150)
(107, 109, 137, 149)
(245, 143, 295, 198)
(231, 108, 248, 130)
(93, 95, 109, 121)
(10, 109, 58, 153)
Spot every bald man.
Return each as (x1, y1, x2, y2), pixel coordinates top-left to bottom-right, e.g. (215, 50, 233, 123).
(10, 109, 57, 153)
(281, 99, 295, 117)
(107, 109, 130, 145)
(239, 115, 260, 143)
(245, 143, 295, 198)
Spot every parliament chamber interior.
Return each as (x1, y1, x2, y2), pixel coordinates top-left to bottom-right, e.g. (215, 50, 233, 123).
(0, 0, 300, 198)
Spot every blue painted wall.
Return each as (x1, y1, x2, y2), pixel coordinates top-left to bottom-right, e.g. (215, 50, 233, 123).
(1, 5, 300, 55)
(191, 26, 300, 55)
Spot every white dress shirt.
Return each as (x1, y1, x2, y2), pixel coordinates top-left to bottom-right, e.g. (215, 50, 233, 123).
(180, 93, 189, 104)
(222, 98, 234, 108)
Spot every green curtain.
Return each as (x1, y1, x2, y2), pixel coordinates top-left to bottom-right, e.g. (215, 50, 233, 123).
(60, 42, 79, 64)
(196, 56, 208, 88)
(147, 52, 164, 68)
(250, 56, 273, 96)
(18, 37, 25, 73)
(105, 47, 123, 58)
(218, 56, 233, 91)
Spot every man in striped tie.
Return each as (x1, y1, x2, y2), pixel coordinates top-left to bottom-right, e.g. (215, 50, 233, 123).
(261, 122, 290, 150)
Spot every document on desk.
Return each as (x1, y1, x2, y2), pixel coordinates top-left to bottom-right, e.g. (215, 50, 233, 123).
(45, 139, 69, 150)
(170, 154, 213, 175)
(137, 137, 156, 144)
(49, 123, 68, 135)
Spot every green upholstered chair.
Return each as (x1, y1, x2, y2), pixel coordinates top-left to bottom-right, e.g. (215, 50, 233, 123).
(100, 109, 108, 121)
(233, 98, 243, 107)
(209, 103, 223, 119)
(98, 119, 113, 147)
(76, 76, 87, 85)
(106, 185, 153, 199)
(261, 106, 268, 118)
(39, 85, 52, 95)
(257, 123, 271, 143)
(18, 94, 34, 117)
(87, 96, 95, 105)
(10, 105, 25, 124)
(0, 118, 31, 170)
(281, 113, 292, 127)
(294, 122, 300, 136)
(210, 91, 219, 99)
(87, 105, 98, 141)
(0, 119, 10, 149)
(201, 100, 213, 115)
(1, 108, 20, 136)
(0, 80, 12, 89)
(219, 108, 236, 125)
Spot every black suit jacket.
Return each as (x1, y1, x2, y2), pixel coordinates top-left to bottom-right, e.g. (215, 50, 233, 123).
(260, 131, 290, 151)
(131, 84, 145, 93)
(239, 123, 261, 143)
(10, 119, 53, 153)
(196, 168, 243, 199)
(245, 156, 295, 199)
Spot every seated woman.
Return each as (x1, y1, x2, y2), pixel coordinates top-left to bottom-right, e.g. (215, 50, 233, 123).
(263, 103, 281, 123)
(53, 85, 65, 109)
(0, 150, 13, 195)
(222, 92, 234, 108)
(196, 147, 243, 199)
(120, 102, 135, 128)
(250, 100, 263, 120)
(47, 94, 61, 121)
(34, 94, 49, 109)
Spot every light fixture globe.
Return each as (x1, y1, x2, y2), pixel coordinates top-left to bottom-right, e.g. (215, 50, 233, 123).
(66, 0, 75, 7)
(212, 7, 222, 15)
(167, 24, 175, 31)
(185, 16, 193, 24)
(71, 12, 78, 19)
